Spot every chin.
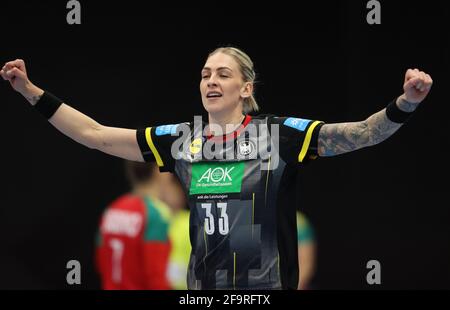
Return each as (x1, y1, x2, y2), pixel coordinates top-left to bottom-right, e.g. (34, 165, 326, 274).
(203, 102, 226, 114)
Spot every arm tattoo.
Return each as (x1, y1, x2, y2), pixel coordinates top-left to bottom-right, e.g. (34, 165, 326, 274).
(25, 94, 43, 106)
(318, 101, 406, 157)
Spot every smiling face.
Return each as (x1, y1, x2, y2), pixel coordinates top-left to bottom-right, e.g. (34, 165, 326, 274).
(200, 52, 252, 116)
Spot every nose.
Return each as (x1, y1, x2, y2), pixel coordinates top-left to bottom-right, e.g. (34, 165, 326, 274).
(207, 75, 218, 88)
(207, 81, 218, 88)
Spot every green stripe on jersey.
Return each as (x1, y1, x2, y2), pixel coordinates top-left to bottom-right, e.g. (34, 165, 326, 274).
(143, 197, 171, 242)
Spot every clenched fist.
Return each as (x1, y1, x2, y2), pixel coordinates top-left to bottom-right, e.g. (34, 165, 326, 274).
(403, 68, 433, 104)
(0, 59, 32, 94)
(1, 59, 44, 105)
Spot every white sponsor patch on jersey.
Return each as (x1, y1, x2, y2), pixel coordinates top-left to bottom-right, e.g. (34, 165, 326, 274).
(101, 209, 143, 237)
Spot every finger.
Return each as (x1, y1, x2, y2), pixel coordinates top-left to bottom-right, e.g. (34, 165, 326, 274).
(3, 62, 14, 72)
(413, 68, 421, 83)
(404, 77, 421, 90)
(3, 60, 23, 71)
(405, 68, 416, 80)
(7, 67, 26, 80)
(2, 69, 14, 81)
(0, 69, 7, 81)
(424, 74, 433, 90)
(405, 68, 420, 81)
(425, 73, 433, 87)
(414, 71, 426, 91)
(419, 72, 427, 91)
(4, 60, 19, 68)
(13, 59, 26, 73)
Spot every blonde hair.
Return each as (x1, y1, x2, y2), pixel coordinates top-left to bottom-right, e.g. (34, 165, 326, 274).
(208, 47, 259, 114)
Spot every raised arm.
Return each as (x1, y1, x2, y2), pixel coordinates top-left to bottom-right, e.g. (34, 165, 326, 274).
(318, 69, 433, 157)
(1, 59, 144, 162)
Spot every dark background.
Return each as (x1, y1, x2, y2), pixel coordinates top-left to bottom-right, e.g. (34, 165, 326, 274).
(0, 0, 449, 289)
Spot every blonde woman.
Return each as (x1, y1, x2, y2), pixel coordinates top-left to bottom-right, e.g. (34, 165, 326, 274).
(1, 47, 432, 289)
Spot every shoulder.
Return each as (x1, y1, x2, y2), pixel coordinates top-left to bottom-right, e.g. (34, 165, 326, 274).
(251, 114, 316, 126)
(268, 116, 317, 130)
(144, 197, 172, 221)
(253, 114, 322, 135)
(152, 122, 191, 137)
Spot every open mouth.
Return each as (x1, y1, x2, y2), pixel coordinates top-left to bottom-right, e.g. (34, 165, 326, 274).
(206, 91, 223, 98)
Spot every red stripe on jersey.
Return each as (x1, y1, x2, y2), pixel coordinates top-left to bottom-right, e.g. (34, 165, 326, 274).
(207, 114, 252, 142)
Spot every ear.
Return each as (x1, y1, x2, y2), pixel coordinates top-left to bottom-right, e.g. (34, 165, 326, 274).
(240, 82, 253, 99)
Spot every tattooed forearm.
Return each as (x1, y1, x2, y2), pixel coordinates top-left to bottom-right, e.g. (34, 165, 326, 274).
(317, 97, 410, 157)
(365, 107, 402, 145)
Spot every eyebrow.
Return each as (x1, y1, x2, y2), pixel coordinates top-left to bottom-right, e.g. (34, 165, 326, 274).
(202, 66, 233, 72)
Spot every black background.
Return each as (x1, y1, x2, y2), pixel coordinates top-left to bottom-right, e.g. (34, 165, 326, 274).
(0, 0, 449, 290)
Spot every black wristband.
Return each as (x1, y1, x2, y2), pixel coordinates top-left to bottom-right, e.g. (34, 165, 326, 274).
(385, 99, 414, 124)
(34, 91, 63, 119)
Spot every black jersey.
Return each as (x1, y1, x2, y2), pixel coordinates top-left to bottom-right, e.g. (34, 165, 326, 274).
(137, 114, 323, 289)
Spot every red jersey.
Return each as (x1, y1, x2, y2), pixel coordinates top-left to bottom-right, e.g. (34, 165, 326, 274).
(96, 194, 172, 289)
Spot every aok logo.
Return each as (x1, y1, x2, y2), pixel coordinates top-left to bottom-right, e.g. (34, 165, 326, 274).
(198, 167, 235, 183)
(190, 162, 244, 195)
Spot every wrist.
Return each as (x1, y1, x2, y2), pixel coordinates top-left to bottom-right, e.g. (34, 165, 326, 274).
(396, 94, 419, 113)
(385, 96, 415, 124)
(33, 91, 64, 119)
(21, 83, 44, 106)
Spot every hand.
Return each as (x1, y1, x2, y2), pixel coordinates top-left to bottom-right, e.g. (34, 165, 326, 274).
(1, 59, 32, 95)
(403, 68, 433, 104)
(1, 59, 44, 104)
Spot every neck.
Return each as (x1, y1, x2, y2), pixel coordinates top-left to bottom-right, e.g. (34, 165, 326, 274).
(208, 108, 245, 136)
(133, 181, 160, 200)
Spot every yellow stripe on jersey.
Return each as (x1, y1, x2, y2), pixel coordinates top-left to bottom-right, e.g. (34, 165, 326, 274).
(298, 121, 321, 163)
(145, 127, 164, 167)
(204, 223, 208, 256)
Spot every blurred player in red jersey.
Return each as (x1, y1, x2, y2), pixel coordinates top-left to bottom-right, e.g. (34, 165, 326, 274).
(96, 161, 173, 289)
